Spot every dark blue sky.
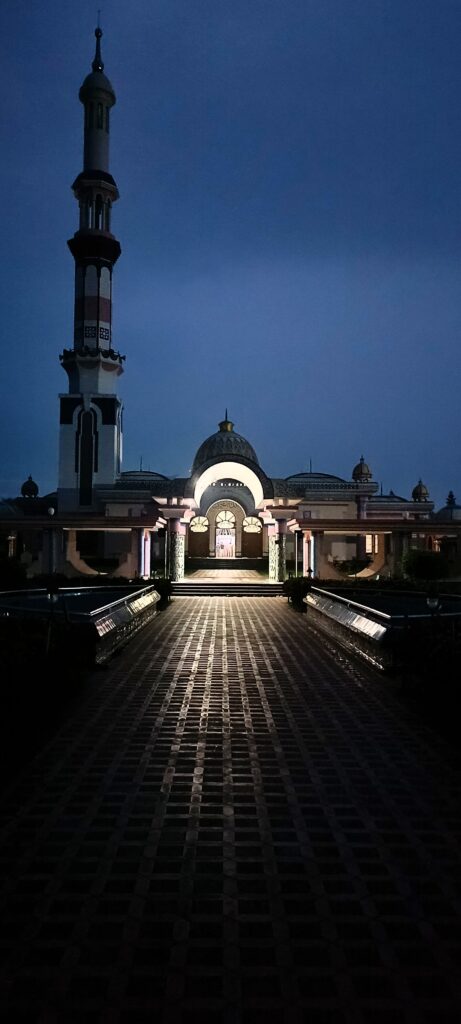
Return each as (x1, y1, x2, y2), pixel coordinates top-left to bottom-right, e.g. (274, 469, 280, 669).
(1, 0, 460, 508)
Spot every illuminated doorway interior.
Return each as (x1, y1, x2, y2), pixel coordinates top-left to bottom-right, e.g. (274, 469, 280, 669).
(215, 510, 235, 558)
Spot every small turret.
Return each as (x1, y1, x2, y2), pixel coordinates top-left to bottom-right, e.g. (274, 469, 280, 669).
(352, 455, 372, 482)
(21, 475, 39, 498)
(412, 479, 429, 502)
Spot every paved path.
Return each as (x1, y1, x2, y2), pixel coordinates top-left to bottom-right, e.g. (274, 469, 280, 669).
(1, 597, 461, 1024)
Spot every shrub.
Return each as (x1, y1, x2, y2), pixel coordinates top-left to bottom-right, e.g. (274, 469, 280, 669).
(401, 549, 449, 582)
(282, 576, 313, 607)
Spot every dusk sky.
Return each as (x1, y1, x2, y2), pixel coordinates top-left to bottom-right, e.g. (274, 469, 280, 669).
(1, 0, 461, 509)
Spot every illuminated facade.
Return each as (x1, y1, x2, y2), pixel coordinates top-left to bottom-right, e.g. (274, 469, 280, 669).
(1, 29, 460, 583)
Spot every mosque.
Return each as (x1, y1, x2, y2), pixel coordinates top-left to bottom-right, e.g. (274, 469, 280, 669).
(2, 29, 460, 582)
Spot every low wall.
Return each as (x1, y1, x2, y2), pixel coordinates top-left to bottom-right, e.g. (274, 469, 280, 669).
(0, 585, 161, 668)
(303, 587, 461, 675)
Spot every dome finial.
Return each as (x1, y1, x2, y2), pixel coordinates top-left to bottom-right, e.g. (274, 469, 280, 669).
(219, 411, 234, 433)
(92, 23, 104, 73)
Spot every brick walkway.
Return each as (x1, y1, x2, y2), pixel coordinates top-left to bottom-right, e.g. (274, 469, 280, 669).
(1, 597, 461, 1024)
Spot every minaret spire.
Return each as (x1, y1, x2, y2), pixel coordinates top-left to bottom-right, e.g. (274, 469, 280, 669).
(92, 25, 104, 73)
(58, 28, 124, 511)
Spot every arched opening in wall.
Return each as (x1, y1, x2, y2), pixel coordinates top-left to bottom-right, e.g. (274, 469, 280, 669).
(242, 515, 263, 557)
(188, 515, 209, 558)
(95, 195, 103, 230)
(215, 510, 236, 559)
(73, 530, 130, 574)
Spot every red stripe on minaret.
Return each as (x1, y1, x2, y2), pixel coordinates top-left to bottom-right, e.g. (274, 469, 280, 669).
(74, 296, 112, 321)
(83, 296, 111, 321)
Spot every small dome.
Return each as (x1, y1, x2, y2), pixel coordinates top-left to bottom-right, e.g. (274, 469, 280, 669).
(79, 69, 115, 102)
(21, 475, 39, 499)
(412, 478, 429, 502)
(352, 455, 372, 482)
(192, 415, 259, 473)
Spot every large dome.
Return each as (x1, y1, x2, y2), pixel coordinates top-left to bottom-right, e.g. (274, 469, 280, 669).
(192, 415, 259, 473)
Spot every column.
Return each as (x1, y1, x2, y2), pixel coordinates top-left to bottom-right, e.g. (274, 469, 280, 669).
(169, 519, 186, 581)
(387, 530, 408, 577)
(356, 495, 368, 559)
(312, 530, 326, 578)
(268, 525, 277, 581)
(138, 528, 152, 579)
(302, 529, 311, 576)
(276, 519, 287, 582)
(41, 526, 65, 575)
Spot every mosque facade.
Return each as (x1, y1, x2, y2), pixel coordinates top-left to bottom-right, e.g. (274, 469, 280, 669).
(2, 29, 460, 583)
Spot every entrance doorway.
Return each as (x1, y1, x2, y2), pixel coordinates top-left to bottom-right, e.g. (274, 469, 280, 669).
(216, 527, 235, 558)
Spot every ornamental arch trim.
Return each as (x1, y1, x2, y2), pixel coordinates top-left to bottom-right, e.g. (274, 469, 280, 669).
(193, 461, 265, 507)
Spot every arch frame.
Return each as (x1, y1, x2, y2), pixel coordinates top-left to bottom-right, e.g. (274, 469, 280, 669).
(193, 461, 265, 508)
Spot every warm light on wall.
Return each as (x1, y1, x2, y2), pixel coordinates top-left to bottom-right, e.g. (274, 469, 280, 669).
(194, 462, 264, 507)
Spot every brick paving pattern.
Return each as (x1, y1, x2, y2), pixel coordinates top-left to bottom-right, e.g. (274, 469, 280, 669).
(0, 596, 461, 1024)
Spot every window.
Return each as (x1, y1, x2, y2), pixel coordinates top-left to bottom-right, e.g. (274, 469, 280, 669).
(95, 195, 103, 230)
(105, 107, 109, 132)
(243, 516, 262, 534)
(190, 516, 209, 533)
(216, 510, 236, 528)
(97, 103, 103, 129)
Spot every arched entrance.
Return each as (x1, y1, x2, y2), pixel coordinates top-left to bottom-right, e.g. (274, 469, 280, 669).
(206, 499, 245, 557)
(187, 461, 268, 570)
(215, 509, 236, 558)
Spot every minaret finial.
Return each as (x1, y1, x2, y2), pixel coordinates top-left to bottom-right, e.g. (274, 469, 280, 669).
(225, 407, 228, 420)
(92, 23, 104, 73)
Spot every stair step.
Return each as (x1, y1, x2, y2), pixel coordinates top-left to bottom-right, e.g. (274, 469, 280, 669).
(171, 582, 285, 597)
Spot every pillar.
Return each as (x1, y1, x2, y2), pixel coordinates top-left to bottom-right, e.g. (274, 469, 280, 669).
(387, 530, 409, 577)
(138, 528, 152, 579)
(42, 528, 59, 575)
(169, 519, 186, 581)
(276, 519, 287, 581)
(356, 495, 368, 560)
(302, 529, 311, 576)
(312, 530, 326, 579)
(268, 525, 277, 581)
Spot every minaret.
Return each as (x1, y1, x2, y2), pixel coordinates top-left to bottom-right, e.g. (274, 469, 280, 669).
(58, 27, 124, 510)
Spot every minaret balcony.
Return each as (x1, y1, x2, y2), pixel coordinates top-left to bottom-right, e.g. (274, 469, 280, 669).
(60, 346, 125, 393)
(68, 232, 121, 264)
(60, 345, 124, 372)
